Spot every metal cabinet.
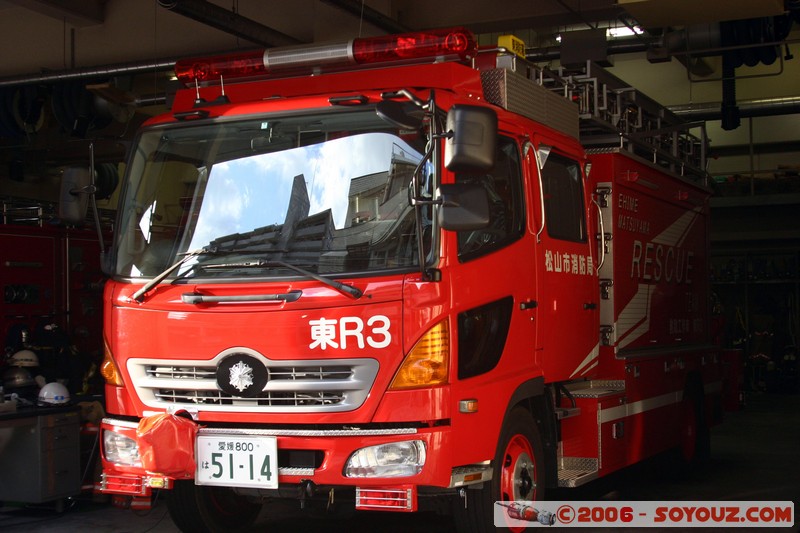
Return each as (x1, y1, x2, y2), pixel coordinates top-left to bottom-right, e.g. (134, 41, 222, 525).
(0, 407, 81, 503)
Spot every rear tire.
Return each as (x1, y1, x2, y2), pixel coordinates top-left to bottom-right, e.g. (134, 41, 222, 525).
(453, 407, 544, 533)
(167, 480, 261, 533)
(678, 388, 710, 467)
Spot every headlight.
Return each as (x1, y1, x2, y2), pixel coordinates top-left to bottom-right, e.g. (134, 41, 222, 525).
(103, 429, 142, 467)
(344, 440, 426, 478)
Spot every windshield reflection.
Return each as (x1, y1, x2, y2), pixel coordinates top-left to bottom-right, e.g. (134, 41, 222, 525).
(114, 110, 433, 279)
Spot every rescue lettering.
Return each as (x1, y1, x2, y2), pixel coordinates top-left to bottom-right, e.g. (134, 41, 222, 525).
(309, 315, 391, 350)
(618, 193, 638, 212)
(617, 214, 651, 235)
(617, 193, 649, 234)
(631, 240, 693, 284)
(668, 318, 691, 335)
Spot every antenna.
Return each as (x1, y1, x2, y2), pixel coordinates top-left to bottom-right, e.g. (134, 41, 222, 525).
(194, 78, 206, 105)
(215, 75, 231, 104)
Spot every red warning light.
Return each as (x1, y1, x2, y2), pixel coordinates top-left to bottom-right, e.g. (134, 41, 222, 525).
(174, 27, 477, 86)
(353, 28, 476, 64)
(174, 50, 266, 85)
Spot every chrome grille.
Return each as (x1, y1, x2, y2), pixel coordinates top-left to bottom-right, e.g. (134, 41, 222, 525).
(146, 366, 215, 380)
(153, 389, 345, 406)
(145, 365, 353, 381)
(129, 350, 379, 413)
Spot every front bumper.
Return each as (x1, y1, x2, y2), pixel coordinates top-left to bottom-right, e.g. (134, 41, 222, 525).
(99, 417, 458, 497)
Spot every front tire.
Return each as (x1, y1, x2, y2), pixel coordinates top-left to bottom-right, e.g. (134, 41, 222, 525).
(167, 480, 261, 533)
(453, 407, 545, 533)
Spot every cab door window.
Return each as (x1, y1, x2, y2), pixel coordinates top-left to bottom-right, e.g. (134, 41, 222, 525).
(456, 136, 524, 261)
(541, 152, 586, 242)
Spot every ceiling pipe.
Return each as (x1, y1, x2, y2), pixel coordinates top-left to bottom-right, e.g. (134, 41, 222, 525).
(0, 0, 305, 88)
(320, 0, 410, 34)
(669, 97, 800, 121)
(525, 38, 652, 62)
(527, 34, 714, 75)
(158, 0, 301, 47)
(0, 57, 178, 88)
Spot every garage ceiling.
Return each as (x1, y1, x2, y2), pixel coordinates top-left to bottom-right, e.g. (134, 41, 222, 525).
(0, 0, 798, 175)
(0, 1, 794, 86)
(618, 0, 785, 27)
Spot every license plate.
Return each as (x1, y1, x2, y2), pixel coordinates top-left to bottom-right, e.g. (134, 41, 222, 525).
(195, 435, 278, 489)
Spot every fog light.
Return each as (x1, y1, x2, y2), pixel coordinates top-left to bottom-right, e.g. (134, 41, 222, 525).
(146, 476, 169, 489)
(104, 429, 142, 467)
(344, 440, 426, 478)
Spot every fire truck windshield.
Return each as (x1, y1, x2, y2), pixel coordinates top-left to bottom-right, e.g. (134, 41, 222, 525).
(113, 108, 434, 281)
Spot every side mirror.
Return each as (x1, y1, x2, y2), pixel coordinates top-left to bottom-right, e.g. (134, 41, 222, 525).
(58, 167, 92, 224)
(444, 105, 497, 173)
(437, 183, 490, 231)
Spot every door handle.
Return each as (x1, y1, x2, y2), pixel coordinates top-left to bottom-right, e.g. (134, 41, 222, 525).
(583, 302, 597, 310)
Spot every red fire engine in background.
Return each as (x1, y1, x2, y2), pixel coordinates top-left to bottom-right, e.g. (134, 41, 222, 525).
(96, 28, 722, 532)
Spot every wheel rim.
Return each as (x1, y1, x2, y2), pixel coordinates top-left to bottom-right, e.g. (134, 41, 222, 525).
(500, 433, 537, 502)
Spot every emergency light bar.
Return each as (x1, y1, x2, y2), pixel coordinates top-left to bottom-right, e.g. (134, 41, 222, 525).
(174, 27, 477, 86)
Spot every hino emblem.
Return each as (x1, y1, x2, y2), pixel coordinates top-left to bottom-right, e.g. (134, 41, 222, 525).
(229, 360, 254, 392)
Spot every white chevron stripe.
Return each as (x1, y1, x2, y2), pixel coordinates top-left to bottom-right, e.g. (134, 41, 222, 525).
(651, 206, 702, 248)
(616, 283, 653, 349)
(569, 342, 600, 378)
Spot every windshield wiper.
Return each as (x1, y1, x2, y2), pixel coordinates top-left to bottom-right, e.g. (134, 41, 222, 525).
(204, 259, 363, 299)
(132, 248, 211, 302)
(134, 249, 363, 302)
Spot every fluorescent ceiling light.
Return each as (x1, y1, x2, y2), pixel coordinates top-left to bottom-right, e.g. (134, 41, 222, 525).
(607, 26, 643, 38)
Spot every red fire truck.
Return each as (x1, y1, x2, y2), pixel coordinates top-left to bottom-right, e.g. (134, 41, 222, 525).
(97, 27, 722, 532)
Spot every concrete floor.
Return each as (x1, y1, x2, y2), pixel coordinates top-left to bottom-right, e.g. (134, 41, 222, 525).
(0, 391, 797, 532)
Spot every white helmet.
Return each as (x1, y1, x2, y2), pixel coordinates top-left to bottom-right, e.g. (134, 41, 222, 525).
(10, 349, 39, 367)
(2, 366, 34, 388)
(38, 382, 71, 406)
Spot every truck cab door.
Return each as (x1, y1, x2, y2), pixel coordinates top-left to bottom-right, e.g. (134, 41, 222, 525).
(531, 143, 600, 382)
(448, 134, 537, 371)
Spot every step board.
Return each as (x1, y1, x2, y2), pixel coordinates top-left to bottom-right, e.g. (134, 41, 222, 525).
(557, 457, 599, 488)
(565, 379, 625, 399)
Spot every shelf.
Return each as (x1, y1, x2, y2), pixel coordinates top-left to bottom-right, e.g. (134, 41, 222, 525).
(710, 249, 800, 355)
(713, 279, 800, 285)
